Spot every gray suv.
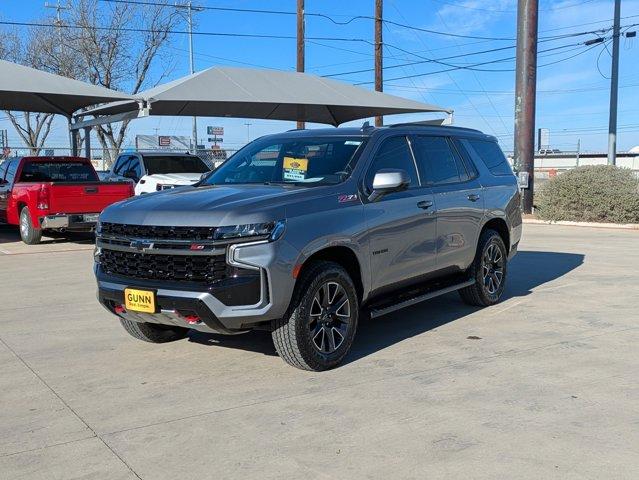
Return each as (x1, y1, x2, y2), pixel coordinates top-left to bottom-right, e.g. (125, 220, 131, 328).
(95, 123, 522, 370)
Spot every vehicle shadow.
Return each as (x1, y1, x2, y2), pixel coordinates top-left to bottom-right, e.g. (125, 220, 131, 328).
(187, 250, 584, 361)
(0, 224, 94, 245)
(345, 250, 584, 365)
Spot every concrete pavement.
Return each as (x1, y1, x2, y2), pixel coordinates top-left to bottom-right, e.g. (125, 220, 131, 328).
(1, 224, 638, 479)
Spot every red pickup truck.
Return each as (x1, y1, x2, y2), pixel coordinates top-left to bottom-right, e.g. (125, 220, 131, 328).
(0, 156, 133, 244)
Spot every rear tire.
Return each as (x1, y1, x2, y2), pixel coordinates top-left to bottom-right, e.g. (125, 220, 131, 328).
(119, 318, 189, 343)
(272, 261, 359, 371)
(459, 229, 508, 307)
(19, 207, 42, 245)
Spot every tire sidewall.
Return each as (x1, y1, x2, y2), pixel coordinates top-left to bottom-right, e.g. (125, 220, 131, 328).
(475, 232, 508, 304)
(19, 207, 40, 244)
(293, 266, 359, 369)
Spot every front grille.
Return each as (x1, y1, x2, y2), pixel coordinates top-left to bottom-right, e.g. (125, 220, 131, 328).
(99, 249, 229, 283)
(100, 222, 217, 241)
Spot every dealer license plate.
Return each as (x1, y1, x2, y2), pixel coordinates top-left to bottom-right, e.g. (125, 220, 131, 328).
(83, 213, 100, 223)
(124, 288, 156, 313)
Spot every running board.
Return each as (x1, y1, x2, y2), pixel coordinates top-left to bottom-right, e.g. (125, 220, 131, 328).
(369, 278, 475, 319)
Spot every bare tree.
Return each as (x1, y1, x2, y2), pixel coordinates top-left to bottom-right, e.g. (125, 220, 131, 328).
(67, 0, 179, 164)
(0, 28, 60, 155)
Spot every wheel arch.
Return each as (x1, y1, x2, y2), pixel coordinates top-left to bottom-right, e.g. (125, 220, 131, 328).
(481, 217, 510, 253)
(297, 245, 364, 302)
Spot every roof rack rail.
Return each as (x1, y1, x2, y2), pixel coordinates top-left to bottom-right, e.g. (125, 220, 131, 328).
(389, 121, 482, 134)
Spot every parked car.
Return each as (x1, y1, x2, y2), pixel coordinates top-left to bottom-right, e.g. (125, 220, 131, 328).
(95, 124, 522, 370)
(104, 152, 211, 195)
(0, 156, 134, 244)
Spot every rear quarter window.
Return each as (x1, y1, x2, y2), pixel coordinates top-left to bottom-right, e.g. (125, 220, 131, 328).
(463, 139, 514, 176)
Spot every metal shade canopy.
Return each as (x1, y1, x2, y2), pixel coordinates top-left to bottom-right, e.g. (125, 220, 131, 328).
(0, 60, 134, 116)
(79, 66, 451, 126)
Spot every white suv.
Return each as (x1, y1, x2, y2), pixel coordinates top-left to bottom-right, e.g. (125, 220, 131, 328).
(106, 152, 211, 195)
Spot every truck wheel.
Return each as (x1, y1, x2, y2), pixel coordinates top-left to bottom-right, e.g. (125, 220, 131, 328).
(459, 229, 508, 307)
(19, 207, 42, 245)
(272, 261, 359, 371)
(119, 318, 189, 343)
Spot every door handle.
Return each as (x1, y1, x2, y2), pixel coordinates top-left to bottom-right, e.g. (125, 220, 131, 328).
(417, 200, 433, 210)
(467, 194, 480, 202)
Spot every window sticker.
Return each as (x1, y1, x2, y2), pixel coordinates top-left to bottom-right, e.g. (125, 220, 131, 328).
(344, 140, 362, 146)
(283, 157, 308, 181)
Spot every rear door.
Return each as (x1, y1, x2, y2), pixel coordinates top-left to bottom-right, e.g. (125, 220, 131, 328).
(362, 135, 437, 293)
(410, 135, 485, 271)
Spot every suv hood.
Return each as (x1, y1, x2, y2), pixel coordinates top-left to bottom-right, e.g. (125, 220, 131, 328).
(143, 173, 203, 185)
(100, 183, 336, 226)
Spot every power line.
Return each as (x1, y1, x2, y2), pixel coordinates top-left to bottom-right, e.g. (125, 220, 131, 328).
(353, 39, 603, 85)
(98, 0, 517, 41)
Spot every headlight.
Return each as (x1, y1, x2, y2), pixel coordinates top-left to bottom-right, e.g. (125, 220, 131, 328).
(214, 220, 285, 241)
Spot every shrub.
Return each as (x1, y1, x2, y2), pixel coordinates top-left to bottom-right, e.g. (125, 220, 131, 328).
(536, 165, 639, 223)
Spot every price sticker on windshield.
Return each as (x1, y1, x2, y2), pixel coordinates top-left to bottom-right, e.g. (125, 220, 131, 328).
(283, 157, 308, 181)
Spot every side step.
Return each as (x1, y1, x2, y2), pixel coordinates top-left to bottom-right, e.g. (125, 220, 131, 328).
(368, 278, 475, 319)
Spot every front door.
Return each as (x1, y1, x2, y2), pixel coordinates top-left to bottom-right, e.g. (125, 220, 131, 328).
(410, 135, 485, 271)
(362, 135, 437, 293)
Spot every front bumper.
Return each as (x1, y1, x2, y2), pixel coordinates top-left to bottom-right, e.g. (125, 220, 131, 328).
(96, 238, 299, 333)
(40, 213, 99, 230)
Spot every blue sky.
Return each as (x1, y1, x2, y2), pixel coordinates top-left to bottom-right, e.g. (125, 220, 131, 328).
(2, 0, 639, 154)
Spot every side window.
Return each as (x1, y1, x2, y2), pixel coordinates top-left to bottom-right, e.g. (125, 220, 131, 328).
(127, 157, 142, 180)
(112, 156, 130, 176)
(411, 136, 465, 185)
(4, 160, 18, 185)
(464, 139, 514, 176)
(366, 136, 418, 190)
(452, 138, 479, 180)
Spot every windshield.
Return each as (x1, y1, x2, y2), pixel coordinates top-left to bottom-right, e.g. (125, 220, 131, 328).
(144, 156, 210, 175)
(19, 161, 98, 183)
(201, 136, 367, 187)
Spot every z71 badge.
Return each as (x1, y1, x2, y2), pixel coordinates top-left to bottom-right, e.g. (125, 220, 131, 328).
(338, 194, 358, 203)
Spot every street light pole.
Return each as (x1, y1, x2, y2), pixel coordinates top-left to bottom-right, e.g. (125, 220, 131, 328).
(607, 0, 621, 166)
(244, 122, 252, 143)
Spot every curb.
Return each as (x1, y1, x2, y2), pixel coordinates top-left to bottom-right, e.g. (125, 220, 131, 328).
(523, 218, 639, 230)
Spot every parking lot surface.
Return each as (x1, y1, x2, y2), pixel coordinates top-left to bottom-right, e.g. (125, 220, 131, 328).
(1, 223, 638, 479)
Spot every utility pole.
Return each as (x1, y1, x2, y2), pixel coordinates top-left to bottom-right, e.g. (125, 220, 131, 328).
(374, 0, 383, 127)
(244, 122, 252, 143)
(187, 1, 198, 153)
(296, 0, 306, 130)
(513, 0, 539, 214)
(607, 0, 621, 166)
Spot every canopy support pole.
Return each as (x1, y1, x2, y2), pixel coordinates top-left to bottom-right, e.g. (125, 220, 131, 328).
(84, 127, 91, 159)
(68, 116, 78, 156)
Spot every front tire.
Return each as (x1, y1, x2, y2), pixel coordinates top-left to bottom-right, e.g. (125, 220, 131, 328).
(459, 229, 508, 307)
(19, 207, 42, 245)
(119, 318, 189, 343)
(272, 261, 359, 371)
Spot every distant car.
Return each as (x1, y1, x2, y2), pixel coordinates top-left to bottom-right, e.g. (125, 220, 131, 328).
(0, 156, 133, 244)
(104, 152, 211, 195)
(538, 149, 561, 155)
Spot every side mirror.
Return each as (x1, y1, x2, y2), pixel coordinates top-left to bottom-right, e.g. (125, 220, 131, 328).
(368, 169, 410, 202)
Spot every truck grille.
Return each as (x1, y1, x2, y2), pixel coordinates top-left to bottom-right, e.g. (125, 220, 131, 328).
(99, 249, 229, 283)
(100, 222, 217, 241)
